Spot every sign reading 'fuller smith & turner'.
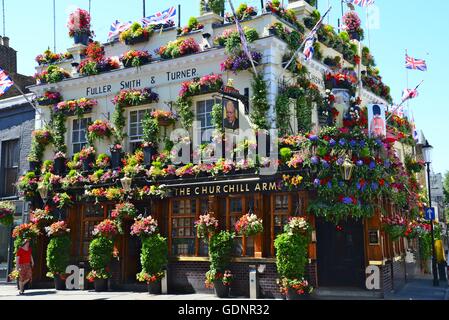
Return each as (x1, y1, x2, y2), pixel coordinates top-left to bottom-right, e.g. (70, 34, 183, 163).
(173, 181, 281, 197)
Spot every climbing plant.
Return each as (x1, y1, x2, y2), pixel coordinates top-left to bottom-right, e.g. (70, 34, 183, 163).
(250, 74, 270, 130)
(275, 94, 291, 137)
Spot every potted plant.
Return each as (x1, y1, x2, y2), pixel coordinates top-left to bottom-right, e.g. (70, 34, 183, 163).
(109, 144, 123, 169)
(151, 110, 178, 127)
(131, 216, 167, 294)
(155, 37, 200, 60)
(111, 202, 137, 234)
(342, 11, 363, 41)
(113, 88, 159, 107)
(54, 98, 98, 118)
(45, 221, 71, 290)
(274, 217, 313, 300)
(120, 50, 151, 68)
(142, 112, 160, 166)
(177, 17, 204, 36)
(87, 120, 114, 145)
(79, 146, 96, 172)
(67, 8, 93, 45)
(88, 219, 118, 292)
(205, 230, 235, 298)
(382, 215, 407, 241)
(34, 65, 71, 84)
(220, 50, 262, 74)
(53, 152, 67, 176)
(119, 22, 154, 45)
(194, 213, 219, 240)
(37, 91, 62, 106)
(0, 201, 15, 226)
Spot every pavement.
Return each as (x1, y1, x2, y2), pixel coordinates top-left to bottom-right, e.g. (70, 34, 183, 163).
(0, 275, 447, 300)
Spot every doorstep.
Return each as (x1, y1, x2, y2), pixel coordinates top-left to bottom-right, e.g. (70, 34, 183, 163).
(313, 287, 383, 300)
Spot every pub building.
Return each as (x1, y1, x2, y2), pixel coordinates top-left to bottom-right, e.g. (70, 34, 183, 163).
(23, 1, 420, 298)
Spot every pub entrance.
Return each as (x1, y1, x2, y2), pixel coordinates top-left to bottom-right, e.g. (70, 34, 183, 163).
(316, 217, 365, 288)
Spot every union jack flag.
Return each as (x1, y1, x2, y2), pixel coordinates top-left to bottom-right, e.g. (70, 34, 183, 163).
(344, 0, 375, 7)
(303, 35, 315, 61)
(108, 20, 131, 41)
(405, 54, 427, 71)
(402, 88, 419, 102)
(141, 6, 177, 26)
(0, 68, 13, 97)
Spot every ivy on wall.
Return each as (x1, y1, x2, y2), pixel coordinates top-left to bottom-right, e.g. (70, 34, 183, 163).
(250, 74, 270, 130)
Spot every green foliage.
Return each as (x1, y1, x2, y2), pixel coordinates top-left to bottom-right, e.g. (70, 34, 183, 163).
(112, 103, 126, 144)
(211, 103, 224, 132)
(274, 232, 309, 280)
(142, 111, 160, 147)
(313, 42, 323, 61)
(175, 97, 194, 129)
(208, 230, 234, 271)
(200, 0, 225, 15)
(50, 112, 67, 153)
(140, 234, 168, 276)
(275, 94, 291, 137)
(88, 236, 114, 274)
(188, 17, 199, 29)
(46, 235, 71, 276)
(250, 74, 270, 130)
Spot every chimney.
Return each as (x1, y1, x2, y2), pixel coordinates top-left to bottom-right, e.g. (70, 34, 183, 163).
(2, 37, 9, 47)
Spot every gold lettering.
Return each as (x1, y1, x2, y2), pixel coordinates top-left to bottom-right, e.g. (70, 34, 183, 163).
(269, 182, 277, 191)
(186, 188, 191, 196)
(228, 185, 235, 193)
(246, 184, 250, 192)
(255, 183, 261, 191)
(262, 183, 268, 191)
(216, 186, 221, 194)
(179, 188, 185, 196)
(223, 185, 228, 193)
(195, 187, 200, 195)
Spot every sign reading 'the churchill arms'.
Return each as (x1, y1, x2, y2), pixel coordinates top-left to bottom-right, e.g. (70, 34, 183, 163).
(173, 180, 282, 197)
(85, 68, 198, 97)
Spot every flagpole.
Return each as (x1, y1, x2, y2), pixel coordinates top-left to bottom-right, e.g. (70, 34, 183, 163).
(228, 0, 258, 76)
(405, 49, 410, 119)
(386, 80, 424, 122)
(53, 0, 56, 52)
(280, 6, 332, 78)
(143, 0, 146, 18)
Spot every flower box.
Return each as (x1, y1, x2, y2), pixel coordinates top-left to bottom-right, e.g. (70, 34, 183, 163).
(125, 33, 150, 45)
(37, 98, 61, 106)
(148, 280, 162, 294)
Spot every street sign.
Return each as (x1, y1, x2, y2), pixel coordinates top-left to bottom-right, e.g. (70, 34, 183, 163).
(424, 207, 435, 221)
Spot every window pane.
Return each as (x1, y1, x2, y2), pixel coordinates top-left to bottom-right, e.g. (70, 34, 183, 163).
(72, 131, 80, 143)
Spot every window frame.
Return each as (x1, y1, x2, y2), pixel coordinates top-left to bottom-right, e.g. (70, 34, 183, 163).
(194, 97, 221, 145)
(71, 117, 91, 155)
(1, 139, 19, 197)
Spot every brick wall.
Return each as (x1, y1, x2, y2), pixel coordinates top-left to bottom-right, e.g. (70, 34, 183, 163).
(0, 44, 17, 74)
(381, 262, 393, 293)
(167, 261, 317, 298)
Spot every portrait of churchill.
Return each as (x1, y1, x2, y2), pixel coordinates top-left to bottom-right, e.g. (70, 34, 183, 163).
(223, 99, 239, 131)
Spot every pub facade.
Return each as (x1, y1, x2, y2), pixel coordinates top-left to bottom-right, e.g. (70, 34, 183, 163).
(22, 0, 422, 298)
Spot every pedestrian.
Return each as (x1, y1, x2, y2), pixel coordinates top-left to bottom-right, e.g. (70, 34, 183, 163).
(16, 239, 34, 295)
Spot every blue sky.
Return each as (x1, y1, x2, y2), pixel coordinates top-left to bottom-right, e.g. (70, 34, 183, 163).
(2, 0, 448, 174)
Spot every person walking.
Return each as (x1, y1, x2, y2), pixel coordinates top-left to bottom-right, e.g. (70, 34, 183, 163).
(16, 239, 34, 295)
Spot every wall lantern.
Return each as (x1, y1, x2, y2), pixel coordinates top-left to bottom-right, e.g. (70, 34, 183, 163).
(120, 176, 133, 193)
(340, 156, 355, 181)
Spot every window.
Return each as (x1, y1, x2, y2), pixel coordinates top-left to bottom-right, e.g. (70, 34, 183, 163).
(196, 99, 220, 144)
(169, 198, 208, 256)
(129, 109, 153, 152)
(72, 118, 91, 154)
(221, 195, 256, 257)
(270, 193, 307, 256)
(2, 139, 19, 197)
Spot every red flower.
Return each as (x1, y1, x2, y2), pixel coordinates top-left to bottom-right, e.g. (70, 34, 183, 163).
(379, 179, 385, 187)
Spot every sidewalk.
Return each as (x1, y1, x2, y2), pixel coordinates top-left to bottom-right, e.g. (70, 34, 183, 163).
(384, 275, 449, 300)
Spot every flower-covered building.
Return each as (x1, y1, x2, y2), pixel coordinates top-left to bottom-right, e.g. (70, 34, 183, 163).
(17, 0, 431, 298)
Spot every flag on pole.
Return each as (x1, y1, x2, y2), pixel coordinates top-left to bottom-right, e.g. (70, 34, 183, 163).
(392, 105, 404, 118)
(0, 68, 14, 97)
(343, 0, 375, 7)
(108, 20, 132, 41)
(303, 35, 316, 61)
(402, 88, 419, 102)
(405, 54, 427, 71)
(141, 6, 177, 27)
(411, 115, 419, 142)
(228, 0, 258, 75)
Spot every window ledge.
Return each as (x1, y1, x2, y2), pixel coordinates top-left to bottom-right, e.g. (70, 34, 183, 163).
(169, 256, 276, 263)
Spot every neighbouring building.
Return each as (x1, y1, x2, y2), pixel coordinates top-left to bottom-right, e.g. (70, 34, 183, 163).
(23, 0, 425, 297)
(0, 35, 36, 282)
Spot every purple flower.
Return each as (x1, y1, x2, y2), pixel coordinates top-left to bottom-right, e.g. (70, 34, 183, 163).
(311, 156, 319, 165)
(342, 197, 353, 205)
(357, 182, 367, 191)
(309, 135, 318, 142)
(339, 181, 345, 187)
(336, 157, 344, 166)
(313, 178, 320, 187)
(327, 181, 332, 188)
(384, 159, 391, 169)
(371, 182, 379, 191)
(329, 139, 336, 147)
(350, 140, 357, 148)
(369, 162, 376, 170)
(356, 160, 364, 166)
(359, 140, 366, 148)
(375, 139, 383, 146)
(339, 138, 347, 146)
(321, 160, 330, 169)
